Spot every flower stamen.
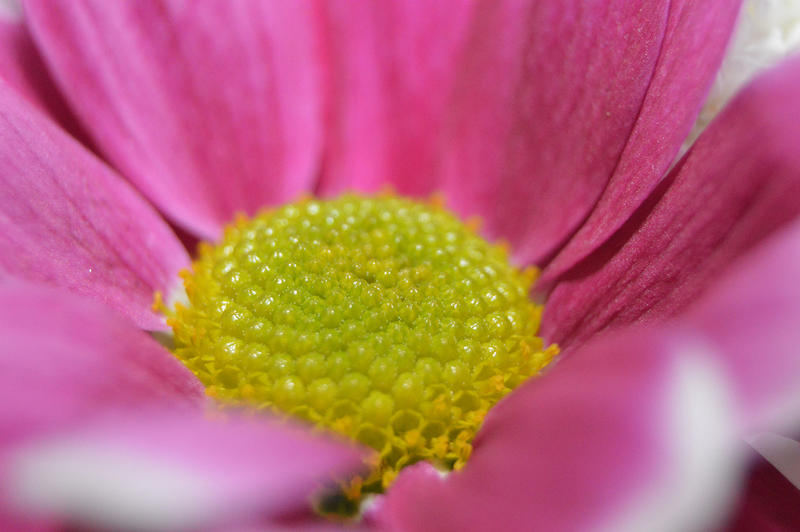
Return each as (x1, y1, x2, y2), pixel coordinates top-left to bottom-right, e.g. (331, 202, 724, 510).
(161, 194, 557, 507)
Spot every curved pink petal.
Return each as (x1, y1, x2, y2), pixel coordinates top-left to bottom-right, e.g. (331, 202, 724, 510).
(542, 55, 800, 349)
(375, 186, 800, 531)
(0, 18, 88, 142)
(682, 219, 800, 434)
(315, 0, 475, 197)
(0, 280, 204, 452)
(23, 0, 324, 238)
(0, 78, 189, 329)
(318, 1, 740, 266)
(3, 411, 365, 532)
(442, 0, 741, 266)
(543, 0, 741, 279)
(380, 211, 800, 529)
(375, 327, 742, 531)
(0, 281, 365, 531)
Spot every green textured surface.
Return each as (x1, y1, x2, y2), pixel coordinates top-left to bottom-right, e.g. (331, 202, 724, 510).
(168, 194, 555, 490)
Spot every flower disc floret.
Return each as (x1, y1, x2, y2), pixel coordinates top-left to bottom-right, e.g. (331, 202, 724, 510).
(167, 194, 557, 494)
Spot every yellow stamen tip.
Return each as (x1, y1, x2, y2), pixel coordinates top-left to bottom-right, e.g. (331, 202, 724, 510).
(151, 291, 164, 313)
(428, 191, 446, 208)
(466, 215, 483, 231)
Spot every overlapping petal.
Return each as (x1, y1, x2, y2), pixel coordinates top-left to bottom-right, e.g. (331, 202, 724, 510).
(3, 1, 798, 530)
(375, 328, 741, 531)
(0, 79, 189, 329)
(0, 17, 86, 141)
(0, 281, 204, 451)
(319, 0, 740, 267)
(5, 412, 365, 531)
(724, 448, 800, 531)
(0, 281, 366, 531)
(23, 0, 324, 239)
(18, 0, 743, 266)
(315, 0, 475, 197)
(0, 279, 201, 532)
(542, 55, 800, 349)
(543, 0, 742, 278)
(684, 223, 800, 434)
(441, 0, 742, 266)
(378, 183, 800, 532)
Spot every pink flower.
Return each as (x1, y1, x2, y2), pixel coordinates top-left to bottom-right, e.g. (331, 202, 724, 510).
(1, 1, 799, 530)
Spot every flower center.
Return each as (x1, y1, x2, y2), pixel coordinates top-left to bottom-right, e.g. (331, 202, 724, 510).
(165, 194, 556, 501)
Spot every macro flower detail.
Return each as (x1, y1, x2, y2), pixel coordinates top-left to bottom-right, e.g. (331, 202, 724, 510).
(166, 194, 556, 499)
(1, 1, 800, 531)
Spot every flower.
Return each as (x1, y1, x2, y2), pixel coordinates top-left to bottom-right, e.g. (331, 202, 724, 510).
(1, 1, 800, 531)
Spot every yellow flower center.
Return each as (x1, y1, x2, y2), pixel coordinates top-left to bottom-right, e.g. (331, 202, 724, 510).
(164, 194, 557, 505)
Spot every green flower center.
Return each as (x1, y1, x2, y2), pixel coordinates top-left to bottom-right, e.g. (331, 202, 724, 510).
(164, 194, 556, 502)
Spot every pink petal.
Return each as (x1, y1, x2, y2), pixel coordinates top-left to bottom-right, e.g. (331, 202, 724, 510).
(543, 0, 741, 279)
(0, 280, 204, 452)
(23, 0, 324, 238)
(315, 0, 476, 197)
(0, 281, 365, 531)
(375, 328, 742, 531)
(0, 18, 88, 142)
(677, 215, 800, 434)
(0, 513, 53, 532)
(442, 0, 741, 266)
(318, 1, 739, 266)
(683, 217, 800, 434)
(0, 78, 189, 329)
(724, 449, 800, 531)
(377, 191, 800, 531)
(3, 411, 366, 531)
(542, 55, 800, 349)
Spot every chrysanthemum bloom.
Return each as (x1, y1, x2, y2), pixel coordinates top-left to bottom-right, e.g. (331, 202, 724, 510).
(1, 1, 800, 530)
